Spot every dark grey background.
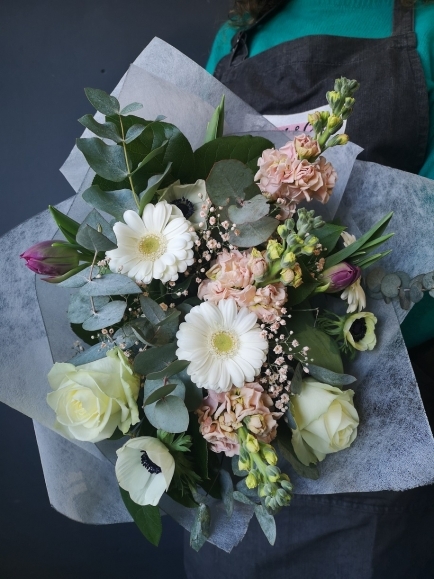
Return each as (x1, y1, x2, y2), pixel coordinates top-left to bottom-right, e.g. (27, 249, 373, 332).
(0, 1, 228, 577)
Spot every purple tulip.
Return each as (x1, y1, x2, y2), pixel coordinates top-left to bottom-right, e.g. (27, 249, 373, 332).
(321, 262, 361, 293)
(20, 240, 79, 278)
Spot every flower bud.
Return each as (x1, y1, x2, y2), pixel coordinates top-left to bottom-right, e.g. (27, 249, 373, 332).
(277, 224, 289, 239)
(280, 479, 294, 493)
(292, 264, 303, 289)
(261, 444, 278, 465)
(245, 433, 260, 454)
(246, 472, 259, 489)
(265, 465, 281, 483)
(238, 458, 250, 472)
(21, 240, 80, 280)
(326, 115, 343, 134)
(280, 268, 295, 285)
(276, 488, 291, 506)
(281, 251, 297, 268)
(321, 262, 361, 293)
(267, 240, 284, 261)
(327, 134, 350, 148)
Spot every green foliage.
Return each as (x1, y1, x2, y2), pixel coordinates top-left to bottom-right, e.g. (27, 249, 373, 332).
(68, 341, 116, 366)
(78, 114, 122, 143)
(291, 325, 343, 374)
(49, 206, 80, 244)
(144, 377, 188, 433)
(366, 267, 434, 310)
(227, 194, 269, 224)
(119, 488, 162, 546)
(147, 359, 190, 381)
(76, 138, 129, 182)
(190, 504, 211, 552)
(133, 342, 177, 375)
(204, 95, 225, 143)
(254, 505, 276, 546)
(82, 186, 138, 221)
(229, 216, 279, 248)
(78, 273, 142, 297)
(314, 222, 346, 255)
(188, 414, 209, 481)
(290, 363, 303, 395)
(307, 364, 356, 387)
(219, 469, 234, 517)
(82, 300, 127, 331)
(143, 382, 178, 406)
(84, 88, 120, 116)
(206, 159, 254, 207)
(193, 135, 273, 180)
(277, 424, 320, 480)
(67, 294, 109, 324)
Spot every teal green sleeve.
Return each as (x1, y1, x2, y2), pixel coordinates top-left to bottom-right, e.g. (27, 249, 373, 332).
(206, 23, 237, 75)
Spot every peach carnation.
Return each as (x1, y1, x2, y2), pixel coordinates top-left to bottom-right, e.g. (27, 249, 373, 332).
(196, 383, 282, 457)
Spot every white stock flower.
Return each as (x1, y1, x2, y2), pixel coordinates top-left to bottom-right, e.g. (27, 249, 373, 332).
(176, 298, 268, 393)
(159, 179, 208, 228)
(116, 436, 175, 506)
(341, 278, 366, 312)
(47, 348, 140, 443)
(341, 231, 357, 247)
(106, 202, 196, 284)
(291, 378, 359, 465)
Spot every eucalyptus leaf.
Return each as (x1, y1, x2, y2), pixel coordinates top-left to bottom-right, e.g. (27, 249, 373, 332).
(423, 272, 434, 290)
(76, 138, 128, 182)
(138, 163, 173, 213)
(254, 505, 276, 546)
(145, 395, 189, 433)
(174, 369, 203, 412)
(78, 114, 122, 143)
(366, 267, 386, 292)
(131, 140, 168, 175)
(144, 376, 185, 401)
(233, 490, 255, 506)
(306, 364, 356, 387)
(190, 504, 210, 552)
(76, 224, 117, 252)
(133, 343, 177, 375)
(219, 469, 234, 517)
(78, 273, 142, 296)
(227, 195, 269, 224)
(229, 215, 279, 248)
(68, 341, 115, 366)
(140, 296, 167, 325)
(67, 294, 109, 324)
(291, 363, 303, 395)
(77, 209, 117, 243)
(398, 287, 411, 311)
(125, 124, 147, 144)
(82, 300, 127, 331)
(143, 383, 177, 406)
(380, 273, 401, 298)
(119, 488, 162, 546)
(206, 159, 253, 207)
(84, 88, 120, 116)
(231, 456, 245, 477)
(120, 102, 143, 115)
(59, 265, 100, 288)
(147, 359, 190, 381)
(82, 186, 138, 221)
(285, 401, 297, 430)
(409, 282, 424, 303)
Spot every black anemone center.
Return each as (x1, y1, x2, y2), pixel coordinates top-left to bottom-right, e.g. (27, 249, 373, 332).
(140, 451, 162, 474)
(171, 197, 195, 219)
(349, 318, 367, 342)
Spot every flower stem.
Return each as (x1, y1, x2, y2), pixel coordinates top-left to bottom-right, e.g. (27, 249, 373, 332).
(119, 115, 140, 210)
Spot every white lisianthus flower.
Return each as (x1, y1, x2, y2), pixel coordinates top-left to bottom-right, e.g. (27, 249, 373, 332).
(343, 311, 377, 351)
(159, 179, 208, 229)
(341, 277, 366, 313)
(47, 348, 140, 442)
(106, 201, 197, 284)
(291, 378, 359, 465)
(176, 298, 268, 393)
(115, 436, 175, 506)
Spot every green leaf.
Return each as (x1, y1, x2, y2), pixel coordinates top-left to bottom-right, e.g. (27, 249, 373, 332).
(206, 159, 253, 207)
(144, 376, 185, 401)
(133, 343, 177, 375)
(119, 487, 162, 546)
(366, 267, 386, 292)
(131, 140, 168, 175)
(139, 163, 173, 213)
(49, 205, 80, 244)
(233, 490, 255, 506)
(147, 359, 190, 381)
(285, 261, 320, 306)
(307, 364, 356, 387)
(67, 294, 109, 324)
(194, 135, 273, 180)
(293, 326, 343, 374)
(120, 102, 143, 115)
(314, 223, 346, 255)
(204, 95, 225, 143)
(231, 456, 245, 477)
(229, 215, 279, 248)
(78, 114, 122, 143)
(143, 383, 178, 406)
(291, 363, 303, 395)
(324, 212, 393, 269)
(190, 504, 211, 552)
(380, 273, 401, 298)
(140, 296, 168, 325)
(174, 369, 203, 412)
(227, 195, 269, 225)
(277, 425, 319, 480)
(285, 400, 297, 430)
(145, 395, 189, 433)
(76, 224, 117, 252)
(254, 505, 276, 546)
(220, 469, 234, 517)
(59, 265, 99, 288)
(188, 414, 208, 480)
(84, 88, 120, 116)
(76, 138, 128, 182)
(80, 208, 118, 243)
(68, 341, 114, 366)
(78, 273, 142, 297)
(82, 300, 127, 331)
(82, 186, 138, 221)
(124, 124, 147, 144)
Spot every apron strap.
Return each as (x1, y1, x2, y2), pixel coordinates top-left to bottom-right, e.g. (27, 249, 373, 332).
(392, 0, 414, 36)
(229, 0, 288, 67)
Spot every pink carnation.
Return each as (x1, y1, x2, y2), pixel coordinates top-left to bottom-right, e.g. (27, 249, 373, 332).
(293, 134, 321, 160)
(196, 383, 282, 456)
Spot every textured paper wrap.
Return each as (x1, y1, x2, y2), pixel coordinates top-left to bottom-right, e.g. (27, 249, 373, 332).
(1, 38, 434, 552)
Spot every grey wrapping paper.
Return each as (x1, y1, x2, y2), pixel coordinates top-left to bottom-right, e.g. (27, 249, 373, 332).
(1, 38, 434, 552)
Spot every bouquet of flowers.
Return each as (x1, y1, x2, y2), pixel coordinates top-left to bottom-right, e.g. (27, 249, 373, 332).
(3, 40, 434, 553)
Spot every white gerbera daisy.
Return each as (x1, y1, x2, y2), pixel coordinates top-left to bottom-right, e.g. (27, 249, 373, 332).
(106, 201, 197, 284)
(115, 436, 175, 506)
(176, 298, 268, 393)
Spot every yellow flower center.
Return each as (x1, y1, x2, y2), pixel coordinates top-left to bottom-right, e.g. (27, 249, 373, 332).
(138, 233, 167, 261)
(210, 331, 239, 357)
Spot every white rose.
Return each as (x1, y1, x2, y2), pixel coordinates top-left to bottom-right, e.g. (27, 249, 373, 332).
(290, 378, 359, 465)
(116, 436, 175, 506)
(47, 348, 140, 442)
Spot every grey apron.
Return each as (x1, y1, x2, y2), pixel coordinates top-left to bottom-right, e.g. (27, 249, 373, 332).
(184, 2, 434, 577)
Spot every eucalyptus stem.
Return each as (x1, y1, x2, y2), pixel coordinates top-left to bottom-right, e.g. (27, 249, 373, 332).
(119, 115, 140, 210)
(88, 248, 99, 314)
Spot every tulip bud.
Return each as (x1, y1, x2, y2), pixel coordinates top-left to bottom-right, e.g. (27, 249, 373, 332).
(246, 472, 259, 489)
(20, 240, 80, 281)
(321, 262, 361, 293)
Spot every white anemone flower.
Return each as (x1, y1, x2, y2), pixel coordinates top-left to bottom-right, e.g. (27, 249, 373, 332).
(176, 298, 268, 393)
(159, 179, 209, 229)
(341, 278, 366, 313)
(115, 436, 175, 506)
(106, 201, 197, 284)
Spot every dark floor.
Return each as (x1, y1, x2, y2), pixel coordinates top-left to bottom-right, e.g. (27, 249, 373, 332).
(0, 1, 228, 577)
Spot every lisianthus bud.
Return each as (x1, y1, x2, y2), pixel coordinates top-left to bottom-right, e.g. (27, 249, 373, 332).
(21, 240, 80, 280)
(321, 262, 361, 293)
(246, 472, 259, 489)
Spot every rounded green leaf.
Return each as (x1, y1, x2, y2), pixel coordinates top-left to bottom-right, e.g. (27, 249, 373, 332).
(82, 300, 127, 331)
(145, 395, 189, 433)
(143, 383, 178, 406)
(380, 273, 401, 298)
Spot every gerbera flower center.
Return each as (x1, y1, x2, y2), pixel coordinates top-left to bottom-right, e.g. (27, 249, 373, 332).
(140, 451, 162, 474)
(210, 330, 239, 357)
(349, 318, 367, 342)
(138, 233, 167, 261)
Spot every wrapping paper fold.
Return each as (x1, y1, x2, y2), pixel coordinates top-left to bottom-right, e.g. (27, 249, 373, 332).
(1, 38, 434, 552)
